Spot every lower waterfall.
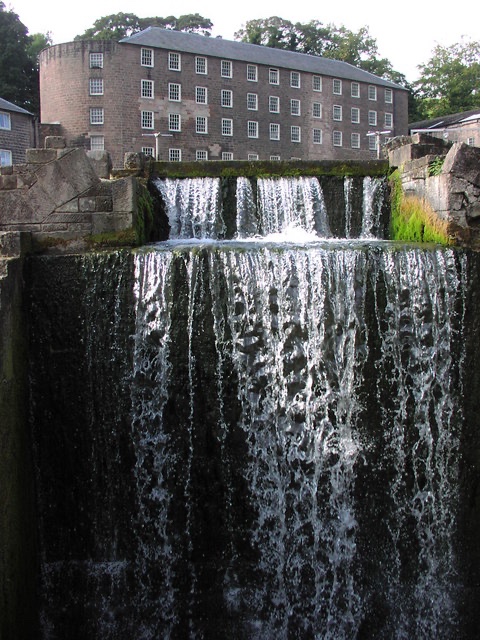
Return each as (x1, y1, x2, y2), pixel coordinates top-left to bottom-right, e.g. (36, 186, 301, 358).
(27, 176, 479, 639)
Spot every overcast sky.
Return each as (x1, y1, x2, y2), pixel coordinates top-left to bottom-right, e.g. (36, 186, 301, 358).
(6, 0, 479, 82)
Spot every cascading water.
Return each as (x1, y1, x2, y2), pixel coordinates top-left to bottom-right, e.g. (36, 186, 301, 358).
(28, 175, 476, 639)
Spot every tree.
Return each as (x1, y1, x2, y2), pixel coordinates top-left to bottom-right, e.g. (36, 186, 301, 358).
(0, 2, 35, 109)
(414, 39, 480, 118)
(235, 17, 405, 85)
(75, 13, 213, 40)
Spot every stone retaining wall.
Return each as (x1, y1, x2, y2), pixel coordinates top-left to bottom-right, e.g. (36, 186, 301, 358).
(387, 133, 480, 246)
(0, 137, 138, 251)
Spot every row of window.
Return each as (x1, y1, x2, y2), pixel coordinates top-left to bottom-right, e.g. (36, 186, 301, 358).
(89, 49, 394, 102)
(137, 108, 393, 142)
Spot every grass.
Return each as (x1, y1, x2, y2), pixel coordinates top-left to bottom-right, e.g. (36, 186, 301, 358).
(389, 170, 453, 245)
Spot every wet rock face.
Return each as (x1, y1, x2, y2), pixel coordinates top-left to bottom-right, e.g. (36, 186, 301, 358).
(26, 245, 480, 640)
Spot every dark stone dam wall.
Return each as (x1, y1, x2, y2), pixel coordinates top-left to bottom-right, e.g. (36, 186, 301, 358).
(7, 245, 478, 640)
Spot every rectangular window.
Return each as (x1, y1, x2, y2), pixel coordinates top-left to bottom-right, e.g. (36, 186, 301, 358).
(333, 105, 342, 121)
(141, 110, 154, 129)
(270, 155, 281, 161)
(168, 113, 181, 132)
(269, 68, 279, 85)
(168, 83, 181, 101)
(369, 135, 377, 151)
(89, 78, 104, 95)
(142, 146, 155, 157)
(247, 64, 258, 81)
(196, 150, 208, 160)
(290, 71, 300, 88)
(368, 85, 377, 100)
(291, 125, 301, 143)
(351, 82, 360, 98)
(222, 118, 233, 136)
(269, 96, 280, 113)
(90, 107, 104, 124)
(169, 148, 182, 162)
(291, 99, 301, 116)
(385, 112, 393, 128)
(168, 52, 181, 71)
(313, 102, 322, 118)
(221, 89, 233, 108)
(196, 56, 207, 74)
(313, 128, 322, 144)
(333, 79, 342, 95)
(351, 132, 360, 148)
(141, 48, 153, 67)
(248, 153, 259, 161)
(222, 152, 233, 160)
(196, 86, 207, 104)
(89, 53, 103, 68)
(333, 130, 342, 146)
(89, 136, 104, 151)
(351, 107, 360, 124)
(368, 110, 377, 126)
(385, 88, 393, 103)
(468, 137, 475, 146)
(196, 116, 208, 134)
(269, 123, 280, 140)
(221, 60, 232, 78)
(247, 93, 258, 110)
(141, 79, 154, 99)
(247, 121, 258, 138)
(0, 149, 12, 166)
(0, 112, 11, 130)
(313, 75, 322, 92)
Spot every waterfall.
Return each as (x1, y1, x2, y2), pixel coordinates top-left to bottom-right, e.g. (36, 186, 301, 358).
(28, 175, 475, 639)
(154, 175, 388, 240)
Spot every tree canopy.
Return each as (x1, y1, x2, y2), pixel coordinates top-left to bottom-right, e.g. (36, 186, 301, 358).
(74, 13, 213, 40)
(0, 2, 42, 112)
(413, 38, 480, 119)
(234, 17, 407, 86)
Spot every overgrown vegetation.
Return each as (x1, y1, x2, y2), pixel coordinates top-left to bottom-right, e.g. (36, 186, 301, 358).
(153, 160, 389, 180)
(428, 155, 446, 176)
(389, 170, 453, 245)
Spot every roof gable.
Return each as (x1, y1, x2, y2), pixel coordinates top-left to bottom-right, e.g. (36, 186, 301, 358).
(0, 97, 33, 116)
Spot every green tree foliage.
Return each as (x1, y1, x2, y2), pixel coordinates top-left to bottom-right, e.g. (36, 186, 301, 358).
(0, 2, 33, 110)
(74, 13, 213, 40)
(414, 39, 480, 118)
(235, 17, 407, 86)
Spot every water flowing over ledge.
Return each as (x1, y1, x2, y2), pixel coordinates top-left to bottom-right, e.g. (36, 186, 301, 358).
(26, 174, 480, 639)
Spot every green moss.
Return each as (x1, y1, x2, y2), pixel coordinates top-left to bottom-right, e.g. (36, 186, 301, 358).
(135, 182, 155, 244)
(86, 227, 137, 248)
(152, 159, 390, 180)
(389, 169, 453, 245)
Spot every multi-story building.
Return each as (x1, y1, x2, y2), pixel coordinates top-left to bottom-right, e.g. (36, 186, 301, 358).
(0, 97, 36, 165)
(39, 27, 408, 168)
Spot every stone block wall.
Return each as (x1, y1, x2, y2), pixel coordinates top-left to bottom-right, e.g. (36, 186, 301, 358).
(0, 139, 137, 249)
(387, 134, 480, 246)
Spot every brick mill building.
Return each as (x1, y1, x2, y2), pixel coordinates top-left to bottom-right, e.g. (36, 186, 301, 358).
(39, 27, 409, 168)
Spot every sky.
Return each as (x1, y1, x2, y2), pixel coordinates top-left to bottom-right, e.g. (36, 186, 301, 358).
(6, 0, 479, 82)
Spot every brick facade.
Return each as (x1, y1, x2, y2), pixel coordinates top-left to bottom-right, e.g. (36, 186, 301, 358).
(0, 98, 36, 165)
(39, 29, 409, 169)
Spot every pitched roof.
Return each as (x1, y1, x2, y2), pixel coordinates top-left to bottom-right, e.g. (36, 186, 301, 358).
(410, 108, 480, 131)
(121, 27, 405, 90)
(0, 97, 33, 116)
